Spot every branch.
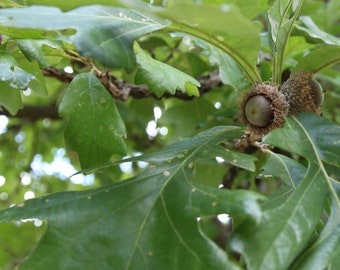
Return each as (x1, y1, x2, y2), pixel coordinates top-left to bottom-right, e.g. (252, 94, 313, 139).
(42, 66, 223, 101)
(1, 68, 222, 121)
(120, 71, 222, 100)
(42, 67, 74, 83)
(0, 104, 60, 121)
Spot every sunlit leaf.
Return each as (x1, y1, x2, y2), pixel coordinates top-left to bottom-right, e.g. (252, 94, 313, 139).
(134, 43, 200, 97)
(0, 5, 168, 71)
(0, 126, 263, 270)
(59, 72, 127, 168)
(25, 0, 122, 11)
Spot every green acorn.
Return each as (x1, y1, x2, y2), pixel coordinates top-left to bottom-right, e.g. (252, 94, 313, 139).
(281, 71, 324, 116)
(240, 83, 289, 138)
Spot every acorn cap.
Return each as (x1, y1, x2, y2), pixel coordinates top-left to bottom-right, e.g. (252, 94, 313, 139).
(281, 71, 323, 116)
(240, 83, 289, 138)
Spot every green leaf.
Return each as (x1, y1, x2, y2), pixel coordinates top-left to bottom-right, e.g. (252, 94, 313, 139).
(230, 114, 338, 270)
(0, 5, 168, 71)
(292, 44, 340, 73)
(201, 146, 257, 172)
(0, 82, 23, 115)
(327, 0, 340, 29)
(0, 51, 35, 90)
(134, 43, 200, 97)
(208, 45, 248, 89)
(295, 16, 340, 45)
(0, 126, 263, 270)
(259, 152, 307, 209)
(17, 40, 63, 68)
(158, 98, 216, 139)
(289, 195, 340, 270)
(228, 0, 268, 19)
(25, 0, 122, 11)
(157, 3, 262, 84)
(10, 45, 50, 96)
(59, 72, 127, 168)
(266, 113, 340, 168)
(267, 0, 303, 84)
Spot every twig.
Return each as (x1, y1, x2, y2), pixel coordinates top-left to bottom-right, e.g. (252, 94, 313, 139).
(41, 65, 223, 101)
(0, 104, 60, 120)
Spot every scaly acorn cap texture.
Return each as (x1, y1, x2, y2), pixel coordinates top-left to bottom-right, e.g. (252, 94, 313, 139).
(281, 71, 323, 116)
(240, 83, 289, 138)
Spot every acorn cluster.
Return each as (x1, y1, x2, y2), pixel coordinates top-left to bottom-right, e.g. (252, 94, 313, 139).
(240, 71, 324, 138)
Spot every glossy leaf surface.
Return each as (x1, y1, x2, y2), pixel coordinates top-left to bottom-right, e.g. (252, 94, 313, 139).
(0, 5, 167, 71)
(0, 126, 263, 270)
(0, 51, 35, 90)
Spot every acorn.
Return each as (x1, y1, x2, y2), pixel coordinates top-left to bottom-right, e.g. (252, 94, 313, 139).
(245, 95, 273, 127)
(240, 83, 289, 139)
(281, 71, 323, 115)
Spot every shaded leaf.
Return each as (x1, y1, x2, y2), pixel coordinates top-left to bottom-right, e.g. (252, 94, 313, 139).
(59, 72, 126, 168)
(259, 152, 307, 209)
(290, 194, 340, 270)
(10, 46, 50, 96)
(0, 5, 168, 71)
(292, 44, 340, 73)
(266, 113, 340, 168)
(267, 0, 303, 84)
(201, 146, 257, 172)
(0, 82, 23, 115)
(230, 114, 337, 270)
(208, 45, 248, 90)
(134, 43, 200, 97)
(17, 40, 64, 68)
(0, 126, 263, 270)
(295, 16, 340, 45)
(158, 98, 216, 140)
(327, 0, 340, 29)
(156, 3, 262, 84)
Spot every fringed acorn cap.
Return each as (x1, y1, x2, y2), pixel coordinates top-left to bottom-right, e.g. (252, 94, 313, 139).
(281, 71, 324, 116)
(240, 83, 289, 138)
